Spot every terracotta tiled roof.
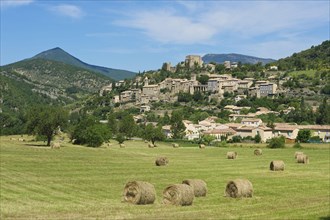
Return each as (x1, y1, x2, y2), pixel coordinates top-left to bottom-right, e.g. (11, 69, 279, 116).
(203, 128, 236, 135)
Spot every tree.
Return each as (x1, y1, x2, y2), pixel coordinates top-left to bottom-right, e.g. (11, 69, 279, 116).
(267, 136, 285, 148)
(107, 113, 118, 134)
(202, 134, 216, 145)
(72, 116, 111, 147)
(316, 97, 330, 124)
(197, 75, 209, 85)
(254, 134, 261, 143)
(26, 105, 68, 146)
(170, 110, 186, 139)
(115, 133, 125, 144)
(143, 124, 165, 145)
(118, 114, 136, 139)
(296, 129, 311, 143)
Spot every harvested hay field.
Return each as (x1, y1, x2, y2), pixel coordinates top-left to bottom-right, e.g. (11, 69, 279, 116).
(123, 181, 156, 204)
(0, 137, 329, 219)
(163, 184, 194, 206)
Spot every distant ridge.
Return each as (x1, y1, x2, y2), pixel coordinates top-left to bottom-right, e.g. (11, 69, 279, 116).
(32, 47, 136, 81)
(202, 53, 276, 65)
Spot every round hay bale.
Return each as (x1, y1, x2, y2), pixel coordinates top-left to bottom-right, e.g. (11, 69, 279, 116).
(148, 143, 154, 148)
(254, 149, 262, 156)
(182, 179, 207, 197)
(172, 143, 179, 148)
(297, 154, 309, 164)
(10, 137, 16, 141)
(227, 151, 237, 159)
(123, 181, 156, 205)
(51, 142, 61, 149)
(270, 160, 285, 171)
(163, 184, 194, 206)
(155, 157, 168, 166)
(120, 144, 126, 148)
(225, 179, 253, 198)
(294, 151, 304, 159)
(18, 138, 25, 142)
(199, 144, 205, 149)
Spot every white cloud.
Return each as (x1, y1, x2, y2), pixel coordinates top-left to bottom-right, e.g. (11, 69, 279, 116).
(1, 0, 34, 8)
(113, 1, 328, 47)
(114, 10, 216, 44)
(50, 4, 84, 19)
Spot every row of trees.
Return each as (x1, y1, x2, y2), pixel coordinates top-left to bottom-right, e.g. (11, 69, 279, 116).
(6, 102, 326, 149)
(21, 105, 187, 148)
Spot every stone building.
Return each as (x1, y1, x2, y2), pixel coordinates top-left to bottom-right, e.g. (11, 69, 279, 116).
(185, 55, 203, 68)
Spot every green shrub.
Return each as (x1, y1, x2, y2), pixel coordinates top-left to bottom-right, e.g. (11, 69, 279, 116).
(293, 142, 302, 148)
(215, 141, 228, 148)
(267, 136, 285, 148)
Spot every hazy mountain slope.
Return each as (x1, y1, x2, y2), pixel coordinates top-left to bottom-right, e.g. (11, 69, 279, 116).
(202, 53, 276, 65)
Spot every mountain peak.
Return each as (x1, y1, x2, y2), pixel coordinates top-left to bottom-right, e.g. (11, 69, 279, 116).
(31, 48, 136, 80)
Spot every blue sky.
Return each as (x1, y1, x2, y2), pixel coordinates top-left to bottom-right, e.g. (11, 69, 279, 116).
(1, 0, 329, 72)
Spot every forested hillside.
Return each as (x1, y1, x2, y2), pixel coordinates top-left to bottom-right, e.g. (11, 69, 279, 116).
(0, 59, 112, 134)
(271, 40, 330, 70)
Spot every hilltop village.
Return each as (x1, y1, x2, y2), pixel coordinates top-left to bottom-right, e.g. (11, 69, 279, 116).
(98, 55, 330, 144)
(101, 55, 279, 104)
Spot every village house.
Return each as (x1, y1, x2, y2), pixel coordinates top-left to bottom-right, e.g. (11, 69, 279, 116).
(269, 65, 278, 71)
(203, 125, 237, 140)
(120, 90, 133, 103)
(183, 120, 200, 140)
(115, 80, 125, 87)
(162, 125, 173, 138)
(142, 84, 159, 99)
(222, 85, 236, 93)
(140, 105, 151, 113)
(206, 63, 216, 72)
(235, 125, 273, 142)
(259, 83, 278, 97)
(255, 80, 269, 87)
(224, 61, 231, 69)
(112, 95, 120, 103)
(248, 87, 259, 97)
(99, 84, 113, 96)
(237, 80, 253, 94)
(140, 94, 150, 104)
(273, 123, 299, 142)
(229, 113, 256, 121)
(207, 78, 224, 93)
(298, 125, 330, 143)
(232, 106, 251, 114)
(241, 118, 262, 126)
(234, 95, 247, 102)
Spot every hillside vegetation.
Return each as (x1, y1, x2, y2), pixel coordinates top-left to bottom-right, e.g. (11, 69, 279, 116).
(272, 40, 330, 71)
(0, 138, 329, 219)
(0, 59, 112, 134)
